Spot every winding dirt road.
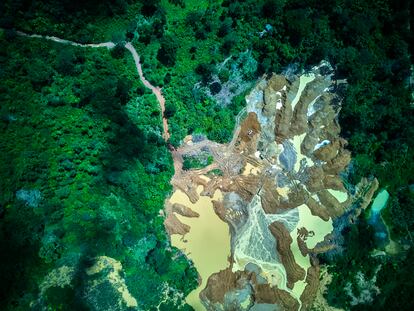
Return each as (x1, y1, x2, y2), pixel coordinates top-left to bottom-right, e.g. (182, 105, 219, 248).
(124, 42, 170, 141)
(16, 31, 116, 49)
(16, 31, 170, 141)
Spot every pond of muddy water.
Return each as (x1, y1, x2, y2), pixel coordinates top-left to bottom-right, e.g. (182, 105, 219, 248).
(170, 185, 231, 311)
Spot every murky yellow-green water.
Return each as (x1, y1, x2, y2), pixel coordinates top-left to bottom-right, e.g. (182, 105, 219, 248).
(242, 162, 260, 176)
(170, 186, 231, 311)
(327, 189, 348, 203)
(291, 133, 314, 172)
(291, 73, 316, 109)
(289, 204, 333, 298)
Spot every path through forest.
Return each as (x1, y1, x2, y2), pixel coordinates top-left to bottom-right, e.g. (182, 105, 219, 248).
(16, 31, 171, 141)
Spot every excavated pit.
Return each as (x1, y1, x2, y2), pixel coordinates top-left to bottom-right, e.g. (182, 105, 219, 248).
(164, 61, 379, 310)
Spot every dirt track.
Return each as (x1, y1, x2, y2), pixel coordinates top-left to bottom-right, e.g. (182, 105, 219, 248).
(16, 32, 171, 141)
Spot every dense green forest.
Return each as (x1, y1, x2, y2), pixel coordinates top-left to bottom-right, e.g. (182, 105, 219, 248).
(1, 0, 413, 310)
(0, 31, 197, 310)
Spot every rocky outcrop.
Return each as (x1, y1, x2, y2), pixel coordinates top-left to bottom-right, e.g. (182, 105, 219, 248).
(297, 235, 309, 257)
(266, 74, 289, 98)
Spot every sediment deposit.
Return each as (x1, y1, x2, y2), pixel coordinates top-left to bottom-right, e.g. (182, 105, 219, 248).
(164, 61, 378, 310)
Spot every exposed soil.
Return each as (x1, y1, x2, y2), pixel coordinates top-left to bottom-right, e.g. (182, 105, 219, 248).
(164, 62, 380, 310)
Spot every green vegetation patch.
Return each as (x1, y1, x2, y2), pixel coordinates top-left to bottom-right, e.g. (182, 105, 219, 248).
(182, 152, 214, 171)
(207, 169, 224, 176)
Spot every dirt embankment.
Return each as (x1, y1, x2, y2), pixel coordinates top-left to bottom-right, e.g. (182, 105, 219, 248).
(200, 267, 300, 311)
(269, 222, 306, 289)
